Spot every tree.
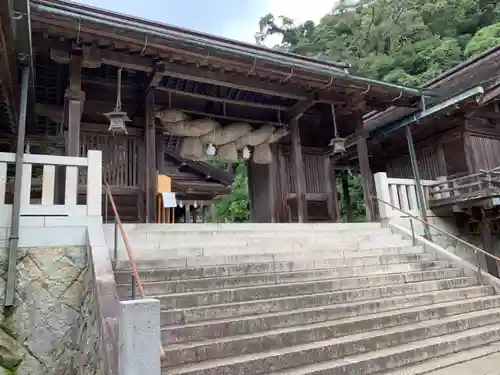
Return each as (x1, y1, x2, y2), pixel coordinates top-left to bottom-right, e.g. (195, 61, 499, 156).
(258, 0, 500, 86)
(213, 161, 250, 222)
(465, 22, 500, 57)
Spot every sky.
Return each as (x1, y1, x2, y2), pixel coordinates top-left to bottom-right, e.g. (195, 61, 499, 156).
(73, 0, 336, 46)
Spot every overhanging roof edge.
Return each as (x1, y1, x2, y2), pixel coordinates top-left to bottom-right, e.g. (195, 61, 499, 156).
(30, 0, 437, 98)
(371, 85, 485, 138)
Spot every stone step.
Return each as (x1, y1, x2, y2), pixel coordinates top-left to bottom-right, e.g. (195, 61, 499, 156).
(161, 278, 481, 324)
(118, 267, 460, 303)
(164, 308, 500, 374)
(115, 237, 411, 256)
(164, 295, 500, 366)
(115, 252, 437, 272)
(124, 237, 409, 257)
(150, 245, 424, 268)
(122, 222, 385, 233)
(156, 232, 403, 247)
(114, 260, 453, 284)
(118, 265, 460, 295)
(379, 342, 500, 375)
(261, 322, 500, 375)
(154, 273, 474, 310)
(162, 285, 493, 342)
(117, 243, 419, 264)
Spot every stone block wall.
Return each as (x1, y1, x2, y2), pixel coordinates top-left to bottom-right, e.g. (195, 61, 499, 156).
(0, 246, 102, 374)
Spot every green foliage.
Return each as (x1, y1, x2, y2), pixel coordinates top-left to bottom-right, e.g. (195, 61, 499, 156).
(465, 22, 500, 57)
(337, 173, 366, 222)
(214, 162, 250, 222)
(259, 0, 500, 86)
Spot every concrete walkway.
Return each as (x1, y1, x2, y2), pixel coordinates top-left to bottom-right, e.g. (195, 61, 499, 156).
(427, 351, 500, 375)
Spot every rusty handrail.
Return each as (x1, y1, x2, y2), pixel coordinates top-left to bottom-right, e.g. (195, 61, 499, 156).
(371, 194, 500, 283)
(105, 181, 146, 298)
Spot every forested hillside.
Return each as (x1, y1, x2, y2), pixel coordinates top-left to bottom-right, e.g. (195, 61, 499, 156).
(214, 0, 500, 222)
(259, 0, 500, 86)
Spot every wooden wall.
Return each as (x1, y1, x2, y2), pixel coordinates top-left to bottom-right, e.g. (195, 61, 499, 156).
(386, 143, 440, 180)
(80, 131, 141, 189)
(383, 127, 474, 181)
(470, 136, 500, 171)
(248, 145, 330, 223)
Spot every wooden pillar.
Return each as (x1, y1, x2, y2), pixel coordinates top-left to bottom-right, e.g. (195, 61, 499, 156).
(192, 206, 197, 223)
(480, 209, 499, 277)
(356, 134, 375, 221)
(324, 157, 335, 222)
(184, 204, 190, 223)
(341, 171, 354, 222)
(290, 118, 308, 222)
(56, 54, 85, 204)
(463, 129, 477, 174)
(66, 54, 85, 156)
(436, 142, 447, 177)
(332, 168, 340, 222)
(210, 203, 216, 223)
(144, 89, 156, 223)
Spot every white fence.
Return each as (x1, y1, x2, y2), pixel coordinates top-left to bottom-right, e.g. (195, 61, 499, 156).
(0, 150, 102, 235)
(374, 172, 436, 219)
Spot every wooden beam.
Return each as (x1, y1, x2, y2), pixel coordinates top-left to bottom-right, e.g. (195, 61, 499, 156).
(38, 39, 392, 108)
(466, 109, 500, 121)
(156, 85, 288, 111)
(148, 61, 166, 89)
(287, 97, 318, 121)
(43, 42, 308, 100)
(290, 118, 308, 222)
(134, 60, 165, 117)
(145, 88, 156, 223)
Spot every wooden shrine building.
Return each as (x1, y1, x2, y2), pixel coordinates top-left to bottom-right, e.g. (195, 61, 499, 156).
(2, 0, 436, 223)
(328, 45, 500, 275)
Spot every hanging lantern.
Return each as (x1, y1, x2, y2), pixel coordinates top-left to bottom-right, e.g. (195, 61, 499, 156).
(328, 104, 346, 155)
(329, 137, 346, 155)
(242, 146, 251, 160)
(105, 66, 130, 135)
(206, 143, 216, 156)
(105, 110, 130, 134)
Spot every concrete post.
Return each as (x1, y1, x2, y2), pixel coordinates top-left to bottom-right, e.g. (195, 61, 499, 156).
(118, 299, 161, 375)
(373, 172, 392, 220)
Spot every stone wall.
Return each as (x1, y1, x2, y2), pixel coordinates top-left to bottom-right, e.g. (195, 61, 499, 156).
(0, 246, 102, 374)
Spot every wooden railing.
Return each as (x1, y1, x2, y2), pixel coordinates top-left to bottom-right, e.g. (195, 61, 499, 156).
(0, 150, 102, 223)
(428, 168, 500, 206)
(373, 172, 436, 219)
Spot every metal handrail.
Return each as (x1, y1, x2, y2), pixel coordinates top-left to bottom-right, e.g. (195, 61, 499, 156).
(371, 194, 500, 283)
(105, 182, 166, 360)
(105, 182, 146, 298)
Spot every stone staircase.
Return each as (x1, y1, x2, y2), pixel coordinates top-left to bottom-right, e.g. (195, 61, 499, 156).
(113, 223, 500, 375)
